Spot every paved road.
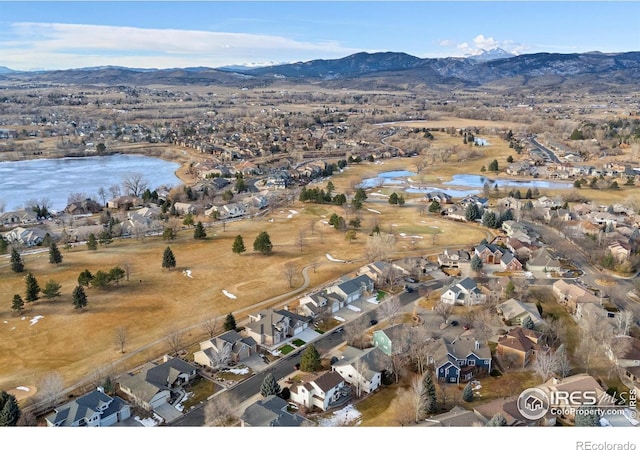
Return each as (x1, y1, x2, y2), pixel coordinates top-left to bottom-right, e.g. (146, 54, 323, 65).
(529, 136, 560, 163)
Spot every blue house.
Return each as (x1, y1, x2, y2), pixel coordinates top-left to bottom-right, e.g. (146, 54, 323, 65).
(433, 336, 492, 384)
(45, 387, 131, 427)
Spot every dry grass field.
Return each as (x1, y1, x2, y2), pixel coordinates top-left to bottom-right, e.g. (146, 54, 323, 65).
(0, 155, 492, 394)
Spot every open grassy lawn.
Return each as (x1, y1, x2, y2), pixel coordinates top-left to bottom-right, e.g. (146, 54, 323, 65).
(0, 153, 498, 395)
(181, 377, 216, 411)
(357, 382, 408, 426)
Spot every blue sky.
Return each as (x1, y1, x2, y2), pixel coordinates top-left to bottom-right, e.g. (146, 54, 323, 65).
(1, 1, 639, 70)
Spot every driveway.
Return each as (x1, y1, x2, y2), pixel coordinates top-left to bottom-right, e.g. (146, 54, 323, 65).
(154, 403, 183, 423)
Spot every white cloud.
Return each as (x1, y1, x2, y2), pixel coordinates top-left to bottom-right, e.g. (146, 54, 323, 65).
(1, 22, 363, 70)
(451, 34, 528, 56)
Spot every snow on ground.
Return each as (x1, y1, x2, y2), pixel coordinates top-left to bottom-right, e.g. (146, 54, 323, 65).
(367, 297, 379, 304)
(411, 235, 424, 239)
(21, 317, 26, 321)
(222, 290, 237, 299)
(370, 192, 388, 197)
(321, 220, 329, 225)
(429, 225, 440, 229)
(399, 232, 406, 237)
(3, 320, 8, 324)
(287, 214, 293, 218)
(347, 304, 361, 312)
(30, 316, 44, 326)
(326, 253, 345, 263)
(317, 404, 362, 427)
(134, 414, 162, 427)
(176, 392, 193, 412)
(333, 316, 346, 322)
(289, 210, 299, 215)
(367, 208, 381, 214)
(183, 269, 193, 278)
(16, 386, 30, 392)
(269, 349, 282, 356)
(225, 367, 250, 375)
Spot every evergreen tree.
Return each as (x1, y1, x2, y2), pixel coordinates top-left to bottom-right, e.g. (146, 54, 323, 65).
(388, 192, 399, 205)
(428, 200, 441, 213)
(72, 285, 88, 310)
(486, 413, 507, 426)
(10, 248, 24, 273)
(300, 344, 322, 372)
(193, 221, 207, 239)
(0, 391, 21, 426)
(162, 246, 176, 270)
(397, 195, 405, 206)
(505, 280, 516, 296)
(11, 294, 24, 314)
(78, 269, 93, 287)
(253, 231, 273, 255)
(24, 272, 40, 303)
(481, 211, 497, 228)
(462, 382, 474, 402)
(488, 159, 499, 172)
(48, 242, 63, 264)
(465, 203, 481, 222)
(0, 237, 7, 255)
(86, 233, 98, 251)
(470, 255, 483, 271)
(91, 270, 111, 290)
(42, 280, 62, 301)
(98, 229, 113, 246)
(232, 235, 246, 255)
(260, 372, 282, 398)
(109, 266, 125, 284)
(223, 313, 236, 331)
(422, 371, 437, 415)
(501, 209, 514, 222)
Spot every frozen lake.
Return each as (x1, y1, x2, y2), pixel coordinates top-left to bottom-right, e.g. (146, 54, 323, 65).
(0, 154, 181, 212)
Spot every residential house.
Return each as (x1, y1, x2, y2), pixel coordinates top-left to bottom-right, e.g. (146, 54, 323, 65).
(474, 243, 504, 264)
(608, 240, 632, 263)
(64, 199, 103, 216)
(245, 309, 312, 347)
(326, 274, 375, 304)
(496, 327, 545, 368)
(194, 330, 257, 368)
(605, 336, 640, 388)
(331, 346, 388, 395)
(506, 237, 537, 261)
(2, 226, 47, 247)
(107, 196, 141, 210)
(438, 248, 471, 268)
(117, 355, 197, 412)
(424, 191, 453, 204)
(433, 336, 492, 383)
(423, 406, 484, 427)
(0, 209, 39, 226)
(444, 205, 467, 222)
(69, 224, 106, 243)
(45, 387, 131, 427)
(240, 395, 311, 427)
(526, 247, 562, 273)
(473, 396, 546, 426)
(440, 277, 486, 306)
(552, 280, 601, 314)
(372, 323, 413, 356)
(501, 220, 529, 237)
(500, 251, 524, 272)
(298, 290, 343, 317)
(289, 371, 350, 412)
(496, 298, 544, 328)
(206, 202, 247, 219)
(173, 202, 197, 215)
(357, 261, 395, 283)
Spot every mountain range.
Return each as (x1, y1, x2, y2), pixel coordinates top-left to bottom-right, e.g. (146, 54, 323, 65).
(1, 50, 639, 93)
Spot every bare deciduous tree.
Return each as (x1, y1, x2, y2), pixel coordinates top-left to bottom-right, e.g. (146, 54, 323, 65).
(283, 262, 297, 288)
(209, 342, 233, 370)
(165, 329, 185, 355)
(378, 296, 401, 324)
(344, 315, 370, 349)
(296, 230, 305, 253)
(122, 172, 149, 197)
(532, 348, 560, 381)
(434, 301, 454, 324)
(202, 316, 219, 338)
(115, 326, 127, 354)
(409, 374, 426, 423)
(39, 371, 65, 408)
(615, 310, 634, 336)
(365, 233, 396, 263)
(352, 358, 369, 398)
(389, 388, 415, 426)
(204, 393, 237, 426)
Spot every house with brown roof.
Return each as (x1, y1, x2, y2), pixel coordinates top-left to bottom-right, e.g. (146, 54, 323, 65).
(194, 330, 257, 368)
(552, 279, 601, 314)
(245, 309, 312, 347)
(496, 298, 544, 329)
(289, 371, 351, 412)
(496, 327, 545, 369)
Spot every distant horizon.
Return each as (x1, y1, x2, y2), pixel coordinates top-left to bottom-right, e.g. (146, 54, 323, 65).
(1, 1, 639, 71)
(2, 47, 639, 73)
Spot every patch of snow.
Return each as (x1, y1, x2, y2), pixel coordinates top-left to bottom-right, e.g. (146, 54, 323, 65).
(326, 253, 345, 263)
(183, 269, 193, 278)
(289, 210, 298, 215)
(318, 404, 362, 427)
(225, 367, 250, 375)
(11, 327, 15, 330)
(367, 297, 379, 304)
(333, 316, 346, 322)
(411, 235, 423, 239)
(3, 320, 7, 324)
(269, 218, 274, 223)
(370, 192, 388, 197)
(176, 392, 193, 412)
(347, 304, 361, 312)
(392, 224, 398, 227)
(269, 349, 281, 356)
(30, 316, 44, 326)
(16, 386, 30, 392)
(399, 232, 407, 237)
(287, 214, 293, 218)
(222, 290, 237, 299)
(321, 220, 329, 225)
(367, 208, 381, 214)
(134, 414, 161, 427)
(21, 317, 26, 321)
(429, 225, 439, 229)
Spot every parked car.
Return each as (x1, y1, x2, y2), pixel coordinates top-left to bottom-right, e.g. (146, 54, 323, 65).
(332, 327, 344, 334)
(404, 285, 413, 293)
(370, 319, 378, 326)
(405, 277, 417, 283)
(450, 320, 459, 326)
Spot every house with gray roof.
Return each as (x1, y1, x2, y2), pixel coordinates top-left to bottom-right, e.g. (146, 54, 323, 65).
(440, 277, 486, 306)
(240, 395, 311, 427)
(194, 330, 257, 368)
(117, 355, 197, 413)
(372, 323, 413, 356)
(433, 335, 492, 383)
(331, 345, 388, 394)
(326, 274, 374, 304)
(526, 247, 562, 273)
(45, 387, 131, 427)
(245, 309, 312, 347)
(289, 371, 350, 412)
(497, 298, 544, 328)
